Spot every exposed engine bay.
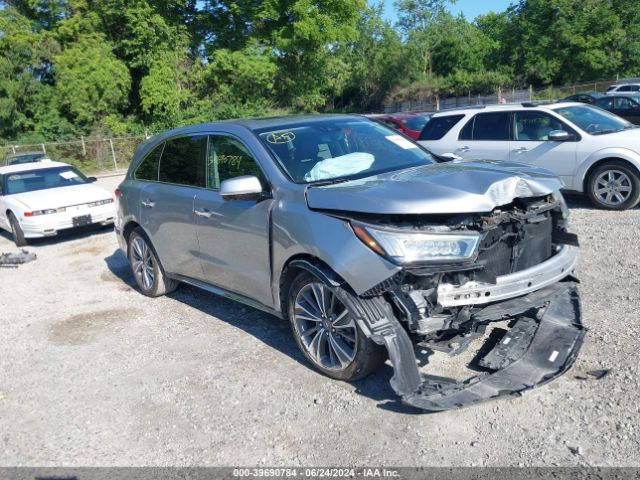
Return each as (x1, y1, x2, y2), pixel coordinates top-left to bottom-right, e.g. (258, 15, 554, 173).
(325, 193, 584, 411)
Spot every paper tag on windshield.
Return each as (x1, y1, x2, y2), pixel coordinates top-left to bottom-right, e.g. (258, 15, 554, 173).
(386, 135, 418, 150)
(59, 170, 78, 180)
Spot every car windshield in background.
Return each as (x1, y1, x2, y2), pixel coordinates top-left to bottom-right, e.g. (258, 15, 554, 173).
(255, 119, 435, 184)
(5, 166, 88, 195)
(401, 116, 430, 131)
(552, 105, 634, 135)
(6, 153, 47, 165)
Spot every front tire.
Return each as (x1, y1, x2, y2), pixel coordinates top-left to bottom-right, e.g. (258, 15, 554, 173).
(287, 272, 385, 381)
(8, 212, 28, 247)
(587, 161, 640, 210)
(127, 228, 177, 297)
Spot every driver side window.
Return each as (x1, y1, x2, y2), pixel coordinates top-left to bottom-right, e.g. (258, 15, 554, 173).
(514, 111, 574, 141)
(207, 135, 265, 190)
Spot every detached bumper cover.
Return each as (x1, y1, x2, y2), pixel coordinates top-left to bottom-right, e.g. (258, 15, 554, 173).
(364, 281, 584, 412)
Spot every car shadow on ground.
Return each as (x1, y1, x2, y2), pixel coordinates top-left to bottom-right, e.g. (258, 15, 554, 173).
(564, 192, 640, 210)
(104, 248, 423, 414)
(0, 224, 113, 248)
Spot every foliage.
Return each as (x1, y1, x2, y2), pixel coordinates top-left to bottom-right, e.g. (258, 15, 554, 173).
(1, 0, 640, 143)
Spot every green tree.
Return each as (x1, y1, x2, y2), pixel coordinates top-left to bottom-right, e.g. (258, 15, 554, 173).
(507, 0, 624, 85)
(53, 35, 131, 126)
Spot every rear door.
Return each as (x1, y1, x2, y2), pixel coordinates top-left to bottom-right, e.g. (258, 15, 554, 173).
(454, 111, 512, 161)
(509, 110, 578, 181)
(193, 133, 273, 306)
(140, 134, 207, 279)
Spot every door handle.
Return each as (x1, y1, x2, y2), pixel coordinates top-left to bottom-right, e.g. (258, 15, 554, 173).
(458, 146, 470, 152)
(194, 208, 213, 219)
(513, 147, 529, 153)
(141, 199, 155, 208)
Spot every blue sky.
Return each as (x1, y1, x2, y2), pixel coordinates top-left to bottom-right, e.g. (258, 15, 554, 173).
(379, 0, 514, 23)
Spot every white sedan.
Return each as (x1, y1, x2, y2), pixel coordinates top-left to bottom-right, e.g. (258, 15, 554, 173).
(0, 161, 116, 246)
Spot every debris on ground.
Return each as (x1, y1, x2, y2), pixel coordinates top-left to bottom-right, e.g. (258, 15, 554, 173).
(575, 369, 611, 381)
(0, 250, 37, 268)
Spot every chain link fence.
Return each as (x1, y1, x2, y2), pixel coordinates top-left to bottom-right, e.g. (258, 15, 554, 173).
(383, 77, 621, 113)
(0, 134, 152, 175)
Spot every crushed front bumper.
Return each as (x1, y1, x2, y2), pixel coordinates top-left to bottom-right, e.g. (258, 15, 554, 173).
(363, 281, 584, 412)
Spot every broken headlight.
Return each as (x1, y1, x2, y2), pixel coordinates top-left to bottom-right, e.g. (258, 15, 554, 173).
(353, 223, 480, 265)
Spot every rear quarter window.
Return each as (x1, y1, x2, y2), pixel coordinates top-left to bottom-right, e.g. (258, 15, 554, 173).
(419, 115, 464, 141)
(134, 143, 164, 181)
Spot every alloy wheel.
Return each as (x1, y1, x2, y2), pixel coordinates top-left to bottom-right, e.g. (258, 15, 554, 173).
(293, 282, 357, 371)
(131, 236, 155, 290)
(594, 169, 633, 206)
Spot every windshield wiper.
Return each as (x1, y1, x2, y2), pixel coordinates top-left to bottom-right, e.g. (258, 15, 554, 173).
(593, 125, 637, 135)
(307, 177, 352, 187)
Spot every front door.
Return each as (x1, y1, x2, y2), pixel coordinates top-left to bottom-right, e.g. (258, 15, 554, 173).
(509, 111, 578, 182)
(194, 134, 273, 307)
(612, 97, 640, 125)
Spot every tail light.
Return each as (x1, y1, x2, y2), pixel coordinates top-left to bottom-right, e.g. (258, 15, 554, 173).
(114, 187, 121, 199)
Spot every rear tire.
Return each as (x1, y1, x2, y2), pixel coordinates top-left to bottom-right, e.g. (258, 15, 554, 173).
(287, 272, 386, 381)
(587, 161, 640, 210)
(127, 227, 177, 297)
(8, 212, 28, 247)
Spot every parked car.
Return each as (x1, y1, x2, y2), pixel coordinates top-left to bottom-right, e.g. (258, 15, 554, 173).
(116, 115, 583, 411)
(4, 151, 51, 166)
(562, 92, 605, 105)
(0, 161, 116, 246)
(594, 95, 640, 125)
(418, 102, 640, 210)
(605, 83, 640, 95)
(372, 113, 433, 140)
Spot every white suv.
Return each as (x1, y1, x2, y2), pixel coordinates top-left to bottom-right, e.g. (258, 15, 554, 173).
(606, 83, 640, 95)
(418, 102, 640, 210)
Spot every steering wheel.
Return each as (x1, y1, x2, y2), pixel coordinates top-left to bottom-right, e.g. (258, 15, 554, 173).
(585, 123, 602, 133)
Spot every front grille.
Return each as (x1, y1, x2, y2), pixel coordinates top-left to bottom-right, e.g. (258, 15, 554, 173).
(477, 216, 553, 277)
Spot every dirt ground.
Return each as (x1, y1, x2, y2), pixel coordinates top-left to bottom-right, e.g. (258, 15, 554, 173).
(0, 175, 638, 467)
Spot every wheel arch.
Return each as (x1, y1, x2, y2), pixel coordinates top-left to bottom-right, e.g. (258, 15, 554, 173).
(580, 154, 640, 193)
(122, 220, 143, 250)
(278, 254, 348, 317)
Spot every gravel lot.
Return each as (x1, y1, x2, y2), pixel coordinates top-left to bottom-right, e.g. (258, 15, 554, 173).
(1, 175, 639, 467)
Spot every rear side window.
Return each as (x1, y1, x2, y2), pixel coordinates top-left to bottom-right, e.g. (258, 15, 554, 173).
(134, 143, 163, 181)
(159, 135, 207, 187)
(459, 112, 511, 141)
(419, 115, 464, 141)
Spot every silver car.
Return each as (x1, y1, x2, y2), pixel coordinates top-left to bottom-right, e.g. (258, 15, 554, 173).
(115, 115, 584, 411)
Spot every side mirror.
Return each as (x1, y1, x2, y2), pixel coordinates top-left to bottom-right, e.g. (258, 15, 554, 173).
(220, 175, 264, 201)
(548, 130, 571, 142)
(87, 176, 98, 183)
(439, 152, 464, 162)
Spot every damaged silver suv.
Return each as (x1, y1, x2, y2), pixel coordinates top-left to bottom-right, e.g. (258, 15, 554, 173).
(115, 115, 584, 411)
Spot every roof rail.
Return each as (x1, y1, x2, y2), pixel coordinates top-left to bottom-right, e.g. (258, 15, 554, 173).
(435, 105, 487, 113)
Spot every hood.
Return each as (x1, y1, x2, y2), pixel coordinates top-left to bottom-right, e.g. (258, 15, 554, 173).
(9, 183, 113, 211)
(598, 127, 640, 141)
(306, 160, 564, 215)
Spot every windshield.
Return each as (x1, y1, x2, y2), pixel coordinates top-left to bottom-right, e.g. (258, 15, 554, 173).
(552, 105, 634, 135)
(255, 118, 435, 184)
(5, 166, 89, 195)
(401, 115, 430, 131)
(7, 153, 47, 165)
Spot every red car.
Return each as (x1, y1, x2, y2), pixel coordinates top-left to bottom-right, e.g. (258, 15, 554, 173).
(373, 113, 433, 140)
